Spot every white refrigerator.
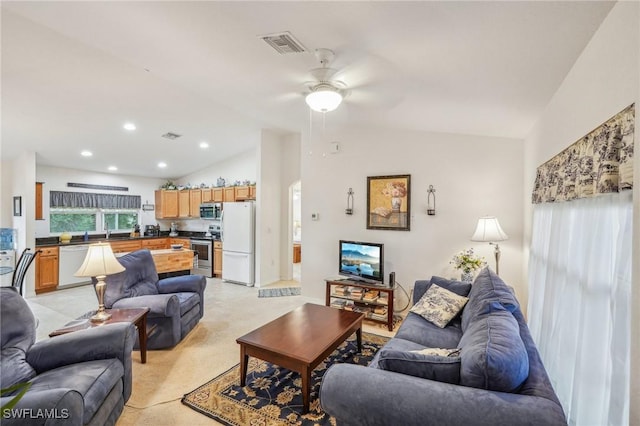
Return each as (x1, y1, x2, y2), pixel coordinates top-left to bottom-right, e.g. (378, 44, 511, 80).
(221, 201, 255, 286)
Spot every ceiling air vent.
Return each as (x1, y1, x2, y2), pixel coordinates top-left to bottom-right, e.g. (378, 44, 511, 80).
(260, 31, 307, 54)
(161, 132, 182, 140)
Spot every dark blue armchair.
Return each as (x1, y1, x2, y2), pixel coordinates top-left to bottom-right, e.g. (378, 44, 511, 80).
(100, 249, 207, 349)
(0, 287, 136, 426)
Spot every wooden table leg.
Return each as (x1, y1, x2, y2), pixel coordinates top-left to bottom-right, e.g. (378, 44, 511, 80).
(239, 345, 248, 387)
(301, 366, 310, 414)
(356, 326, 362, 352)
(138, 313, 147, 364)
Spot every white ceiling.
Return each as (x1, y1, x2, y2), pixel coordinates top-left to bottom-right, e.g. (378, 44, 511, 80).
(1, 1, 614, 179)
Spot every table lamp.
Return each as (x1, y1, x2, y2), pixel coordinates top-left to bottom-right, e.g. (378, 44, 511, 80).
(470, 216, 508, 275)
(74, 242, 124, 322)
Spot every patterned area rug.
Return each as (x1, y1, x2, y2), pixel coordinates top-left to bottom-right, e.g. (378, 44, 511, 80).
(257, 287, 302, 297)
(182, 332, 389, 425)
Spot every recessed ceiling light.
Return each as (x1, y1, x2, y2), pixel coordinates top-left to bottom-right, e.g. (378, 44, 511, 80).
(157, 162, 167, 168)
(108, 166, 118, 171)
(123, 122, 136, 131)
(199, 142, 209, 149)
(81, 150, 93, 157)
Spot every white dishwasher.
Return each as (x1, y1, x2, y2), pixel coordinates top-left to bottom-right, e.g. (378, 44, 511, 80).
(58, 244, 91, 288)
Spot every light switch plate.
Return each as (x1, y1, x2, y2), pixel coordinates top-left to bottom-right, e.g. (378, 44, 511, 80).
(311, 213, 319, 221)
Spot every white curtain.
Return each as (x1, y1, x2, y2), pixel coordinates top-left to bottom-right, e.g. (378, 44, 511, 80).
(528, 191, 632, 426)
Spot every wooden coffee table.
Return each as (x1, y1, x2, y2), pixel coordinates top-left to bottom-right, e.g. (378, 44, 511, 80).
(236, 303, 364, 413)
(49, 308, 151, 363)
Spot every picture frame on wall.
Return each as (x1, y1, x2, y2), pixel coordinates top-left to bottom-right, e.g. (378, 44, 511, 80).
(367, 174, 411, 231)
(13, 196, 22, 217)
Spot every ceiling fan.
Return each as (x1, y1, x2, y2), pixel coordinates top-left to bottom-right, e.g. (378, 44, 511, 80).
(304, 48, 349, 113)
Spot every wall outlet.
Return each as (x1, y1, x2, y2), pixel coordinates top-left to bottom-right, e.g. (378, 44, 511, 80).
(330, 142, 340, 154)
(311, 213, 319, 221)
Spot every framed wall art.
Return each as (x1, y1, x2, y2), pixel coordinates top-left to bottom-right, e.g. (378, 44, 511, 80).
(367, 174, 411, 231)
(13, 196, 22, 217)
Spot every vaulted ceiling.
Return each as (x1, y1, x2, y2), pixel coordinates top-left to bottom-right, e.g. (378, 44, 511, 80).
(1, 1, 614, 178)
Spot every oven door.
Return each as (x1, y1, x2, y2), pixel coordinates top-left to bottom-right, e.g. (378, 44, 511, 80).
(190, 239, 213, 277)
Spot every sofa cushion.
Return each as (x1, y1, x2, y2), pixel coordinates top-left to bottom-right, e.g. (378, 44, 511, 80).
(378, 348, 461, 384)
(410, 284, 469, 328)
(395, 312, 463, 348)
(461, 267, 519, 332)
(1, 348, 36, 390)
(459, 301, 529, 393)
(28, 359, 124, 421)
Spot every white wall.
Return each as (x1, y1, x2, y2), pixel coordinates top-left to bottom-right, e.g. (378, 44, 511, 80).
(301, 125, 524, 304)
(0, 161, 14, 228)
(522, 1, 639, 421)
(35, 165, 165, 236)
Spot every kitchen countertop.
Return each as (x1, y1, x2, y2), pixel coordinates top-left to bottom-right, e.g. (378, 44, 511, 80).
(36, 232, 219, 248)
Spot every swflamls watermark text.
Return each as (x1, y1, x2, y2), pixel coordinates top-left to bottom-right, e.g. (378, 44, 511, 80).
(2, 408, 70, 419)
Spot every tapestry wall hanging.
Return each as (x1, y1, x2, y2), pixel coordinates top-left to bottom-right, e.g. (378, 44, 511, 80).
(367, 174, 411, 231)
(532, 103, 635, 204)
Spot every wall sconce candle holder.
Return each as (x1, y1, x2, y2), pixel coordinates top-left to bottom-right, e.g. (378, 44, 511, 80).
(345, 188, 354, 215)
(427, 185, 436, 215)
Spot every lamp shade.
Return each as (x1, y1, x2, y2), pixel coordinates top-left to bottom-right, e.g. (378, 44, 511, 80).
(470, 216, 508, 242)
(305, 85, 343, 112)
(74, 242, 125, 277)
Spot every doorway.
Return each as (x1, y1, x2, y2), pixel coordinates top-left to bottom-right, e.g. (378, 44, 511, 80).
(291, 181, 301, 282)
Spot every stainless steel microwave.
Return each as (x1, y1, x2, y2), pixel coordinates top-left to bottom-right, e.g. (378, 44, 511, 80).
(199, 203, 222, 220)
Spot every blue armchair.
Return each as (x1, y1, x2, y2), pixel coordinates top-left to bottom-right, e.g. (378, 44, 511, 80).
(0, 287, 136, 426)
(100, 249, 207, 349)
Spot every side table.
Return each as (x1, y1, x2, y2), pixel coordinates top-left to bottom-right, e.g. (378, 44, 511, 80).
(49, 308, 150, 363)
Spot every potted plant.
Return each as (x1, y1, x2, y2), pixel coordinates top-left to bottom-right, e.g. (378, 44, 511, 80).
(450, 248, 486, 282)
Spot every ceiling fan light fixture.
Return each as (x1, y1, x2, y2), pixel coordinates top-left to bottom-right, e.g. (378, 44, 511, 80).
(305, 85, 343, 112)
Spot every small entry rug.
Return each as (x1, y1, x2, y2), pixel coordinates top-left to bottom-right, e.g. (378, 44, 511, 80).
(182, 332, 389, 426)
(257, 287, 301, 297)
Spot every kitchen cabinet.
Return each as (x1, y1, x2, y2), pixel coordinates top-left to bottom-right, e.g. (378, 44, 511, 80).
(110, 240, 142, 254)
(223, 187, 236, 202)
(190, 190, 202, 217)
(35, 182, 44, 220)
(212, 188, 224, 202)
(201, 189, 213, 203)
(36, 246, 58, 294)
(155, 190, 179, 219)
(178, 190, 190, 217)
(234, 186, 250, 201)
(293, 243, 301, 263)
(249, 185, 256, 200)
(141, 238, 168, 250)
(170, 238, 191, 249)
(213, 241, 222, 276)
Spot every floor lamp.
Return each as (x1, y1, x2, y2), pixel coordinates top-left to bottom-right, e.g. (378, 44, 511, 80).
(471, 216, 508, 275)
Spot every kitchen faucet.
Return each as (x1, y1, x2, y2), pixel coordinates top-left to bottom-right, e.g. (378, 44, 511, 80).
(105, 223, 111, 239)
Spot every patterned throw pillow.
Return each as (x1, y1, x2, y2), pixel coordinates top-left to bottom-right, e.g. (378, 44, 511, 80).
(410, 284, 469, 328)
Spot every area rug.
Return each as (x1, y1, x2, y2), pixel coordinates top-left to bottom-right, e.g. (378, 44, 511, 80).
(181, 332, 388, 425)
(257, 286, 302, 297)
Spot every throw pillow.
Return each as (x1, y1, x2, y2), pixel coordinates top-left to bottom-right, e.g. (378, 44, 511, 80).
(378, 348, 461, 384)
(430, 276, 472, 297)
(410, 284, 469, 328)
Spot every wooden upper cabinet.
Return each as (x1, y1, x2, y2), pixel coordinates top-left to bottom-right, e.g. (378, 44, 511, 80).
(190, 190, 202, 217)
(35, 182, 44, 220)
(234, 186, 250, 201)
(212, 188, 224, 202)
(201, 189, 213, 203)
(223, 187, 236, 202)
(155, 190, 179, 219)
(178, 190, 190, 218)
(249, 185, 256, 200)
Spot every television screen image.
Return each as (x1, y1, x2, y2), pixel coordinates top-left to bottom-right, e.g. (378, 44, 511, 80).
(339, 240, 384, 283)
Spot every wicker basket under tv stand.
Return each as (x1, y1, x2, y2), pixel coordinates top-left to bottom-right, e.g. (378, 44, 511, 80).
(325, 279, 395, 331)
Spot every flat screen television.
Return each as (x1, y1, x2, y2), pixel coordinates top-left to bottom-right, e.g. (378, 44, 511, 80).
(339, 240, 384, 284)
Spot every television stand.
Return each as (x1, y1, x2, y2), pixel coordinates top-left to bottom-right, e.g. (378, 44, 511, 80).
(325, 279, 395, 331)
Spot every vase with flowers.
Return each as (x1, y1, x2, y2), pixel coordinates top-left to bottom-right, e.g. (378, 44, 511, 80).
(382, 181, 407, 212)
(450, 248, 486, 282)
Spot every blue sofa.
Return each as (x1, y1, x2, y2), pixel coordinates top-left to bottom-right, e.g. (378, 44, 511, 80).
(320, 268, 567, 426)
(100, 249, 207, 349)
(0, 287, 136, 426)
